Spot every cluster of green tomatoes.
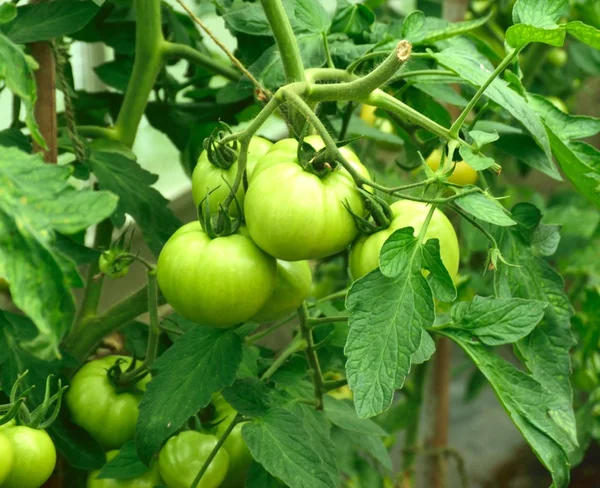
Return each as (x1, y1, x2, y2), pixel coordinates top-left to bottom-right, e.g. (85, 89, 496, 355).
(63, 355, 246, 488)
(157, 135, 461, 329)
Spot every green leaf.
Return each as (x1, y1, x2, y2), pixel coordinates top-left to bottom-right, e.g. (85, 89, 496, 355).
(421, 239, 456, 302)
(433, 48, 552, 162)
(345, 229, 434, 418)
(2, 0, 99, 43)
(221, 1, 273, 36)
(323, 397, 388, 436)
(413, 82, 469, 108)
(331, 116, 405, 146)
(88, 146, 181, 256)
(441, 329, 571, 488)
(506, 24, 565, 49)
(97, 441, 149, 480)
(0, 127, 32, 152)
(469, 130, 499, 148)
(295, 0, 331, 34)
(246, 462, 287, 488)
(334, 428, 392, 470)
(223, 378, 274, 417)
(449, 296, 547, 345)
(0, 148, 117, 357)
(458, 146, 496, 171)
(529, 95, 600, 207)
(411, 331, 435, 364)
(512, 0, 569, 28)
(566, 21, 600, 50)
(454, 192, 517, 226)
(243, 407, 339, 488)
(0, 4, 16, 24)
(94, 58, 133, 92)
(416, 12, 493, 45)
(401, 11, 426, 43)
(330, 2, 375, 38)
(136, 326, 243, 464)
(0, 32, 44, 147)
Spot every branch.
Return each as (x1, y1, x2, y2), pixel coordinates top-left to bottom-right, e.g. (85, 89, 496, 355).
(162, 42, 240, 82)
(298, 303, 326, 410)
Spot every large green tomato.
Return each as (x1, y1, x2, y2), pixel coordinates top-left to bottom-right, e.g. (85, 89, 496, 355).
(66, 355, 150, 450)
(159, 432, 229, 488)
(0, 425, 56, 488)
(252, 260, 312, 323)
(210, 394, 252, 488)
(87, 450, 163, 488)
(245, 135, 370, 261)
(157, 222, 277, 327)
(191, 136, 272, 215)
(349, 200, 460, 280)
(0, 430, 14, 484)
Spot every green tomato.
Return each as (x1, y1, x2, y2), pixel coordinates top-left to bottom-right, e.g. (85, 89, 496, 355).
(252, 260, 313, 323)
(157, 222, 277, 327)
(349, 200, 460, 280)
(547, 48, 567, 67)
(191, 136, 272, 215)
(86, 450, 163, 488)
(66, 355, 150, 450)
(209, 394, 252, 488)
(0, 425, 56, 488)
(99, 250, 130, 279)
(0, 430, 14, 484)
(159, 431, 229, 488)
(245, 136, 370, 261)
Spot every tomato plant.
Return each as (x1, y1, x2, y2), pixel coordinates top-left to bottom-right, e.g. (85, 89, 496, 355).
(0, 0, 598, 487)
(158, 431, 229, 488)
(66, 356, 150, 449)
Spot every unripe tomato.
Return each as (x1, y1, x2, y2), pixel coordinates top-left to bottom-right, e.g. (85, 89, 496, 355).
(426, 148, 478, 186)
(66, 355, 150, 450)
(349, 200, 460, 280)
(323, 372, 352, 401)
(245, 136, 370, 261)
(360, 104, 395, 135)
(157, 222, 277, 327)
(0, 424, 56, 488)
(0, 430, 14, 484)
(252, 260, 313, 323)
(191, 136, 272, 215)
(547, 48, 567, 67)
(159, 431, 229, 488)
(86, 450, 163, 488)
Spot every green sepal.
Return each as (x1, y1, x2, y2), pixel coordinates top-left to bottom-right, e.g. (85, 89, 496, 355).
(204, 123, 239, 170)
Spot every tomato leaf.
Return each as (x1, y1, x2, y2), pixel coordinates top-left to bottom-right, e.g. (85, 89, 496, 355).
(401, 11, 426, 43)
(323, 397, 388, 436)
(135, 326, 243, 464)
(0, 4, 16, 24)
(448, 296, 548, 345)
(223, 378, 274, 417)
(294, 0, 330, 34)
(439, 328, 571, 488)
(411, 331, 436, 364)
(345, 229, 433, 418)
(565, 21, 600, 50)
(97, 441, 150, 480)
(421, 238, 456, 302)
(243, 405, 339, 488)
(433, 48, 552, 162)
(246, 462, 287, 488)
(454, 192, 517, 227)
(88, 145, 181, 256)
(512, 0, 569, 27)
(330, 2, 374, 39)
(415, 13, 493, 45)
(1, 0, 99, 44)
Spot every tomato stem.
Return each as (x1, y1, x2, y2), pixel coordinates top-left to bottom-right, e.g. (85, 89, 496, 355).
(298, 303, 326, 410)
(261, 336, 307, 381)
(245, 313, 297, 346)
(162, 42, 240, 82)
(307, 315, 349, 328)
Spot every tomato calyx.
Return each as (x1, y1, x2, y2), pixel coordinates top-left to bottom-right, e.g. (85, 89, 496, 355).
(198, 186, 243, 238)
(344, 189, 392, 235)
(204, 123, 239, 170)
(107, 357, 150, 394)
(1, 371, 67, 430)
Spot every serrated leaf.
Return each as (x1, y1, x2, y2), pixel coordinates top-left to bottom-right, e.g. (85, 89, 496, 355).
(330, 2, 374, 38)
(89, 148, 181, 256)
(323, 397, 388, 436)
(411, 330, 436, 364)
(334, 427, 392, 470)
(246, 462, 287, 488)
(223, 378, 274, 417)
(402, 11, 425, 43)
(421, 239, 456, 302)
(441, 329, 571, 488)
(136, 326, 243, 464)
(506, 24, 565, 49)
(243, 407, 338, 488)
(470, 130, 500, 148)
(345, 229, 434, 418)
(97, 441, 149, 480)
(433, 48, 552, 162)
(459, 146, 496, 171)
(450, 296, 547, 345)
(2, 0, 99, 43)
(512, 0, 569, 28)
(455, 192, 517, 226)
(295, 0, 330, 34)
(417, 12, 493, 45)
(0, 32, 43, 147)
